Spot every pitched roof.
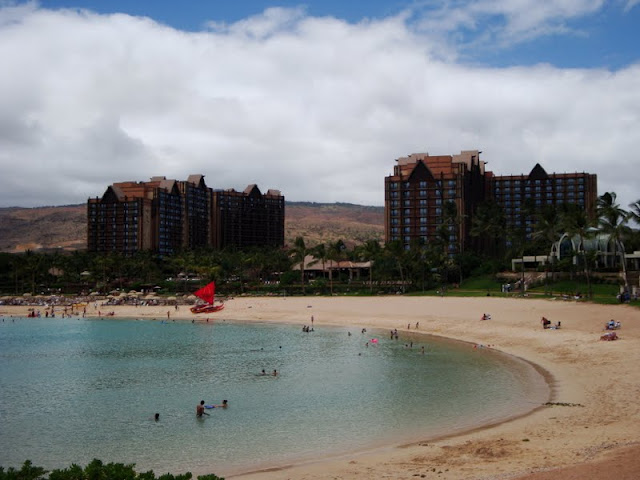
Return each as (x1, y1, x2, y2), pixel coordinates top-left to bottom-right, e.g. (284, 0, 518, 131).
(528, 163, 549, 180)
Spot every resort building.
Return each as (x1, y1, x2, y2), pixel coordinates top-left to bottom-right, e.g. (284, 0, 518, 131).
(88, 177, 284, 254)
(384, 152, 598, 253)
(492, 164, 598, 241)
(384, 150, 488, 254)
(211, 185, 285, 249)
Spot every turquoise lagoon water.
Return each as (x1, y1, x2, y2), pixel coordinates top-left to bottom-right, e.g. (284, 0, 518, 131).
(0, 317, 549, 476)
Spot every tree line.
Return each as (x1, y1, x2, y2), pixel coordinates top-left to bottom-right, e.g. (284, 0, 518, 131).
(1, 192, 638, 297)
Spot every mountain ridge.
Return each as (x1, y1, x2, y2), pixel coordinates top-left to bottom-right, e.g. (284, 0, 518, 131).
(0, 202, 384, 253)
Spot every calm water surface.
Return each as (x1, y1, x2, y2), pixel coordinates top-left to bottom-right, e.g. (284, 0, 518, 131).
(0, 317, 548, 476)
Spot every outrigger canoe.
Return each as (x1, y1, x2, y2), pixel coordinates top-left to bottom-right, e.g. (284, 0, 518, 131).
(190, 282, 225, 314)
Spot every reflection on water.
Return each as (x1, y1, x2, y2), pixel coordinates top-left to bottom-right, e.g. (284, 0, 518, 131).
(0, 317, 548, 476)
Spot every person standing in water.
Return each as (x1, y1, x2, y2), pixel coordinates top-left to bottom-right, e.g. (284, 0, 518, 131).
(196, 400, 209, 417)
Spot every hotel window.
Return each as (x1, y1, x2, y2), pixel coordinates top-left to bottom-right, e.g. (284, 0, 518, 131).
(435, 208, 442, 215)
(390, 182, 398, 189)
(404, 236, 411, 243)
(403, 190, 411, 198)
(419, 181, 427, 188)
(404, 218, 411, 224)
(404, 200, 411, 207)
(420, 226, 428, 233)
(390, 200, 399, 207)
(447, 189, 456, 196)
(404, 226, 411, 233)
(391, 236, 399, 241)
(390, 191, 398, 198)
(391, 227, 399, 234)
(403, 182, 411, 189)
(404, 208, 411, 215)
(419, 199, 427, 206)
(419, 190, 426, 197)
(391, 218, 399, 225)
(419, 217, 427, 224)
(435, 199, 442, 206)
(419, 208, 427, 215)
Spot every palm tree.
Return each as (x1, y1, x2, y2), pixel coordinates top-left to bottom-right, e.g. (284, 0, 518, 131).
(310, 243, 328, 285)
(327, 240, 346, 295)
(355, 239, 381, 293)
(384, 240, 407, 293)
(629, 199, 640, 227)
(290, 237, 309, 294)
(560, 204, 595, 298)
(532, 206, 562, 296)
(470, 200, 506, 259)
(597, 192, 631, 292)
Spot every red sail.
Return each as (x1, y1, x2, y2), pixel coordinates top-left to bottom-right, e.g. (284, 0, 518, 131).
(194, 282, 215, 305)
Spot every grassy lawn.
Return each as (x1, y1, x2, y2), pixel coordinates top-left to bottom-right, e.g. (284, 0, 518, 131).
(405, 274, 639, 308)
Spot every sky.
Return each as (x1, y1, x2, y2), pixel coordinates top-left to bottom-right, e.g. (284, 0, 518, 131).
(0, 0, 639, 210)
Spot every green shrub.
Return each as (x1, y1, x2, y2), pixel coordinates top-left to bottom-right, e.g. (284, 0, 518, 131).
(0, 461, 223, 480)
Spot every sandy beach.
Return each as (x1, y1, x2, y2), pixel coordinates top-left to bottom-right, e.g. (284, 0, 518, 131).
(2, 295, 640, 480)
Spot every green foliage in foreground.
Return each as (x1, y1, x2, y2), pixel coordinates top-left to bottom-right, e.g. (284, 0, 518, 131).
(0, 460, 223, 480)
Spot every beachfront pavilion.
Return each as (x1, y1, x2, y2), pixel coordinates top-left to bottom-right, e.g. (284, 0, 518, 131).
(292, 255, 372, 283)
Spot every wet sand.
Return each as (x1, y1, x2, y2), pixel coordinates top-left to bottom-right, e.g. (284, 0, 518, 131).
(3, 295, 639, 479)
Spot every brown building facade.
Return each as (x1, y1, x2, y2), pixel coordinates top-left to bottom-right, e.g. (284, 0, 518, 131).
(384, 150, 488, 255)
(211, 185, 285, 249)
(88, 176, 284, 255)
(492, 163, 598, 241)
(385, 152, 598, 252)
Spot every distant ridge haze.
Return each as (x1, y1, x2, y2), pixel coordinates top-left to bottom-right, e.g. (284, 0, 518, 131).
(0, 202, 384, 253)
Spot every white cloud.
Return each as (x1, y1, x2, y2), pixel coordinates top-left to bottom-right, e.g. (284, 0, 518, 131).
(0, 4, 638, 212)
